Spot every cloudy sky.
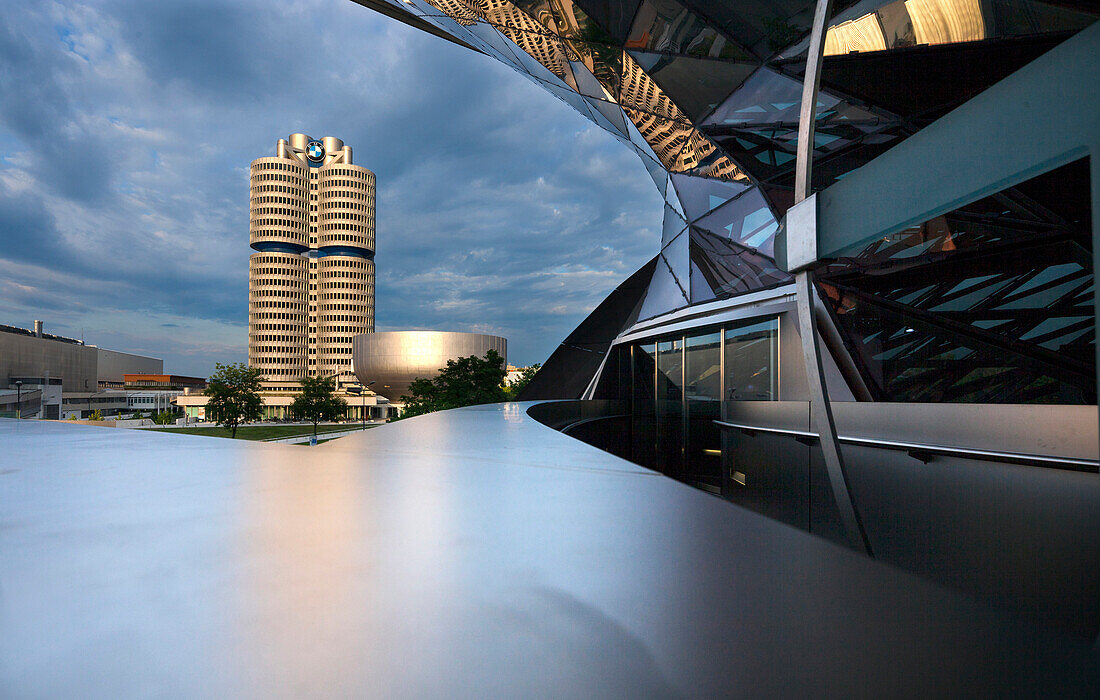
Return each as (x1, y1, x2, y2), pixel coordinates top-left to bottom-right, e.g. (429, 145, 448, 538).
(0, 0, 661, 376)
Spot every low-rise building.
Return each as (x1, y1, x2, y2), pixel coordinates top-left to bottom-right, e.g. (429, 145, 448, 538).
(123, 374, 206, 390)
(117, 375, 208, 418)
(0, 388, 42, 419)
(175, 381, 389, 422)
(1, 319, 172, 419)
(505, 365, 536, 386)
(60, 391, 130, 420)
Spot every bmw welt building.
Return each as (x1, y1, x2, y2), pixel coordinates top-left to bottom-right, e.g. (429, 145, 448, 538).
(3, 2, 1099, 694)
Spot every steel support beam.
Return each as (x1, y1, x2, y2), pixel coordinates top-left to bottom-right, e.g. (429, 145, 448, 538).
(792, 0, 871, 554)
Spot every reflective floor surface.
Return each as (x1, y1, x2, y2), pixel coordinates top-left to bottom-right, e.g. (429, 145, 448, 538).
(1, 406, 1096, 697)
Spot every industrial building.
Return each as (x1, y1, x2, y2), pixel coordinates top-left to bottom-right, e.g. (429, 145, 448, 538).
(0, 320, 163, 419)
(173, 384, 390, 422)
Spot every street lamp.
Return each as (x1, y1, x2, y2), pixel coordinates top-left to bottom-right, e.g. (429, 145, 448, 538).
(15, 380, 22, 419)
(363, 381, 375, 427)
(346, 381, 375, 429)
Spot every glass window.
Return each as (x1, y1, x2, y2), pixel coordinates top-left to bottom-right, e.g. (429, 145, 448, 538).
(685, 331, 722, 490)
(817, 158, 1093, 404)
(626, 0, 751, 59)
(632, 343, 657, 401)
(631, 343, 658, 469)
(626, 51, 756, 122)
(689, 226, 788, 301)
(685, 331, 721, 401)
(725, 318, 779, 400)
(656, 338, 684, 474)
(657, 337, 683, 399)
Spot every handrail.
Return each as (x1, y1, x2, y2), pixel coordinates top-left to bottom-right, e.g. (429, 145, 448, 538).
(715, 420, 1099, 474)
(559, 414, 630, 436)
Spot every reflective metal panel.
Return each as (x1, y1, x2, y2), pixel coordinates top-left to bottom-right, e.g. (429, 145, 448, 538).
(3, 413, 1096, 694)
(353, 331, 507, 400)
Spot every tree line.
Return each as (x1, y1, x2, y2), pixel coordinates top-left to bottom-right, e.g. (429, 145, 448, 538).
(203, 363, 347, 439)
(203, 352, 541, 437)
(397, 349, 538, 419)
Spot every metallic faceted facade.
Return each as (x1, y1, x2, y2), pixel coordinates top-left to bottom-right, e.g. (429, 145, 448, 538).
(248, 134, 376, 383)
(352, 330, 507, 400)
(357, 0, 1097, 407)
(350, 0, 1099, 641)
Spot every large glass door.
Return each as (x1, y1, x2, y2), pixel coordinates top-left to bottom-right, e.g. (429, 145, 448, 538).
(685, 332, 722, 491)
(620, 316, 779, 488)
(631, 343, 658, 469)
(656, 338, 684, 477)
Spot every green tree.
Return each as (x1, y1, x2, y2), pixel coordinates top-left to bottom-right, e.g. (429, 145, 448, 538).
(154, 410, 176, 425)
(290, 375, 348, 438)
(399, 349, 507, 419)
(204, 362, 264, 438)
(503, 363, 541, 400)
(89, 409, 103, 421)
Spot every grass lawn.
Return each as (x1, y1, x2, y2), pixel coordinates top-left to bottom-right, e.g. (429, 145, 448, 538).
(141, 424, 377, 441)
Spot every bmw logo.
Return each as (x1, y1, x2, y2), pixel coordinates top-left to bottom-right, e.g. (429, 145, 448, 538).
(306, 140, 325, 162)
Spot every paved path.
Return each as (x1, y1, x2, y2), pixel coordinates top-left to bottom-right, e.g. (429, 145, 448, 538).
(263, 427, 371, 444)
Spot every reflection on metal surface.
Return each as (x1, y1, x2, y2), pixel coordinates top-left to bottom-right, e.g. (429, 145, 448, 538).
(352, 330, 507, 400)
(907, 0, 985, 46)
(240, 446, 368, 683)
(823, 0, 1034, 55)
(6, 415, 1096, 694)
(824, 12, 889, 55)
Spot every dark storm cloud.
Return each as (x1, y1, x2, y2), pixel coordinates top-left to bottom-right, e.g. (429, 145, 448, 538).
(0, 0, 660, 375)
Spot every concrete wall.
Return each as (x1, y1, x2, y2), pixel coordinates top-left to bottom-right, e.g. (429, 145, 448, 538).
(0, 331, 97, 392)
(97, 348, 162, 384)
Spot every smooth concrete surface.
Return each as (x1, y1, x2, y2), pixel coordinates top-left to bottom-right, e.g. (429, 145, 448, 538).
(0, 408, 1097, 697)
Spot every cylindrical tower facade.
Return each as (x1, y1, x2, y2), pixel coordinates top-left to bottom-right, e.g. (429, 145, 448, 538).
(248, 135, 376, 385)
(317, 255, 375, 379)
(247, 252, 308, 380)
(316, 160, 376, 381)
(248, 155, 309, 382)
